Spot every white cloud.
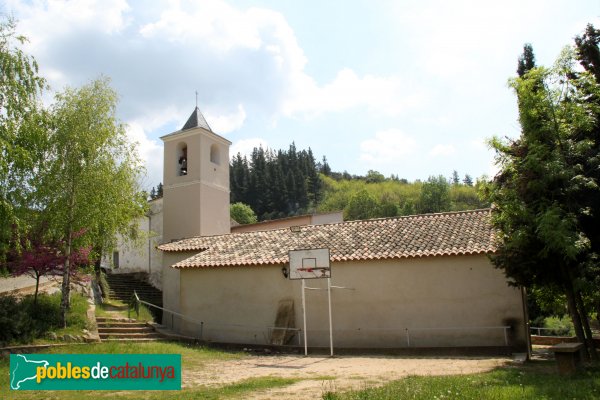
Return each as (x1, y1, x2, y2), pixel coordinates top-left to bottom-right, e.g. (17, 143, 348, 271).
(138, 1, 263, 52)
(126, 122, 163, 189)
(359, 129, 417, 164)
(284, 68, 424, 118)
(205, 104, 246, 134)
(230, 138, 269, 159)
(429, 144, 456, 157)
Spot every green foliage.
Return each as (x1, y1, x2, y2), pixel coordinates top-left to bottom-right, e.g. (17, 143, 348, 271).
(0, 17, 46, 262)
(0, 291, 87, 346)
(543, 315, 575, 336)
(344, 189, 379, 220)
(417, 175, 451, 213)
(99, 271, 110, 299)
(484, 27, 600, 356)
(319, 174, 487, 221)
(517, 43, 536, 77)
(366, 170, 385, 183)
(33, 77, 147, 325)
(230, 202, 258, 224)
(230, 143, 322, 220)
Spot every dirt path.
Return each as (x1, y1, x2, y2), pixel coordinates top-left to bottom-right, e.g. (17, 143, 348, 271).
(185, 354, 512, 399)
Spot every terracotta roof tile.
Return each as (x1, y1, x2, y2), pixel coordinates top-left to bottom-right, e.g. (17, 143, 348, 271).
(158, 209, 495, 269)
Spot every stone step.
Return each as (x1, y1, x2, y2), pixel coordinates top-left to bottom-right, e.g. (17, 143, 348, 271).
(99, 332, 164, 339)
(96, 317, 139, 323)
(98, 327, 155, 334)
(108, 286, 157, 290)
(97, 322, 149, 329)
(100, 338, 163, 342)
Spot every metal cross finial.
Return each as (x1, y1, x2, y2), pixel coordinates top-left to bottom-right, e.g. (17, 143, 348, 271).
(195, 91, 198, 108)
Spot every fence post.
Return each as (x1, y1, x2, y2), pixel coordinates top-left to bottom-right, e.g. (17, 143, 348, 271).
(200, 321, 203, 341)
(405, 328, 410, 347)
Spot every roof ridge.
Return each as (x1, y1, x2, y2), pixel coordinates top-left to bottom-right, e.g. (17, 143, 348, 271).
(318, 208, 492, 227)
(159, 208, 492, 248)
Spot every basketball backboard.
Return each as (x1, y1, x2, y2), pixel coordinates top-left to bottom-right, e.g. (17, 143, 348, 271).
(289, 248, 330, 280)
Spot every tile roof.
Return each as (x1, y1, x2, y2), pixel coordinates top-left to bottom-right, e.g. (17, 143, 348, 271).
(181, 107, 212, 132)
(158, 209, 495, 269)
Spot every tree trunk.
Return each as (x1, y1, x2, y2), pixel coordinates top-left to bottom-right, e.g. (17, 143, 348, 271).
(61, 175, 76, 328)
(33, 271, 40, 306)
(576, 289, 598, 360)
(60, 232, 72, 328)
(564, 279, 590, 361)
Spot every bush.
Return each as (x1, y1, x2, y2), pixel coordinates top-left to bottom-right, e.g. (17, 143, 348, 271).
(0, 291, 88, 346)
(99, 271, 110, 299)
(543, 316, 575, 336)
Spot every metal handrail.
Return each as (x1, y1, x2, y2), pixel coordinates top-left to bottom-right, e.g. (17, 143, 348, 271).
(129, 290, 205, 339)
(405, 325, 512, 347)
(530, 326, 572, 336)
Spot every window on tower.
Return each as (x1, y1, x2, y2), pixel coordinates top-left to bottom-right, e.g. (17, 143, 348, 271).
(177, 143, 188, 176)
(210, 144, 220, 165)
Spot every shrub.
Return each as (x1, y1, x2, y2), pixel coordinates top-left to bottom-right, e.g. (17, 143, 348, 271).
(543, 316, 575, 336)
(99, 271, 110, 299)
(0, 291, 89, 346)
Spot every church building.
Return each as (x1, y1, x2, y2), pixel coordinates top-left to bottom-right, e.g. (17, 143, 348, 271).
(155, 107, 529, 352)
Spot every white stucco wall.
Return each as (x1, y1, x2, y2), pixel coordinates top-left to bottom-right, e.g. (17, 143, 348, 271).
(175, 254, 527, 350)
(103, 198, 163, 288)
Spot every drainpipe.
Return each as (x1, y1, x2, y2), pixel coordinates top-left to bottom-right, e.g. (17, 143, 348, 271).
(146, 211, 152, 275)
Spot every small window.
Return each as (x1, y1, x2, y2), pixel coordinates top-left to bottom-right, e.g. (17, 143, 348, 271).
(177, 142, 188, 176)
(210, 144, 220, 165)
(113, 251, 120, 269)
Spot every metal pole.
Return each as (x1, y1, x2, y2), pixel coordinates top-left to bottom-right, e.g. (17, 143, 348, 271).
(504, 327, 508, 346)
(327, 277, 333, 357)
(302, 279, 307, 356)
(406, 328, 410, 347)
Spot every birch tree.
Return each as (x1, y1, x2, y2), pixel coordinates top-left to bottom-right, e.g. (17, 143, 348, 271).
(38, 77, 146, 326)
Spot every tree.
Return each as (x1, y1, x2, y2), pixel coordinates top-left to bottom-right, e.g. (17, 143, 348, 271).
(484, 40, 600, 359)
(230, 202, 258, 225)
(8, 229, 90, 305)
(36, 77, 146, 327)
(366, 170, 385, 184)
(0, 17, 45, 263)
(451, 170, 460, 185)
(418, 175, 451, 213)
(344, 189, 379, 220)
(463, 174, 473, 186)
(517, 43, 536, 77)
(320, 156, 331, 176)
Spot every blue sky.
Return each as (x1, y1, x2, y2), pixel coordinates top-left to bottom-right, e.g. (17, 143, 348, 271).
(5, 0, 600, 189)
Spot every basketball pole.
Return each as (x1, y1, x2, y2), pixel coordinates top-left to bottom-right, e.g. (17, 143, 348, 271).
(302, 278, 308, 356)
(327, 277, 333, 357)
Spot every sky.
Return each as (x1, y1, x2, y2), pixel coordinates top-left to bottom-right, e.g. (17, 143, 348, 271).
(4, 0, 600, 189)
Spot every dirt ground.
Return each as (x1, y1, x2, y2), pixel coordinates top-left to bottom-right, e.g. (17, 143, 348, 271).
(185, 353, 513, 399)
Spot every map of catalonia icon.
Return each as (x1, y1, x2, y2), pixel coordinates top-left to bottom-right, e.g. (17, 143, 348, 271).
(10, 354, 49, 390)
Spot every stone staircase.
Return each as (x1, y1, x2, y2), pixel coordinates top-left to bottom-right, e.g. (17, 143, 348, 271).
(96, 317, 164, 342)
(105, 273, 163, 322)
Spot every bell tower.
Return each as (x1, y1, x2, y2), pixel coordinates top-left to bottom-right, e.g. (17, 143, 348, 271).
(161, 107, 231, 242)
(160, 107, 231, 317)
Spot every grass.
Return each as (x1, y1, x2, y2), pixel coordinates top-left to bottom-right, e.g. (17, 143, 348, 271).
(322, 361, 600, 400)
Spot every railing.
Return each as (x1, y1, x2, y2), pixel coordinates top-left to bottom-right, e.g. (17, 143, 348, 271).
(405, 326, 512, 347)
(129, 291, 205, 340)
(530, 326, 572, 337)
(127, 293, 512, 348)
